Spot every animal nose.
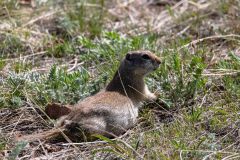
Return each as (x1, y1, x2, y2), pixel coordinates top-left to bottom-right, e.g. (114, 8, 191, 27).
(155, 58, 161, 65)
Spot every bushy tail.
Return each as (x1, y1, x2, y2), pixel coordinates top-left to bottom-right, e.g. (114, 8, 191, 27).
(45, 103, 72, 119)
(16, 127, 65, 142)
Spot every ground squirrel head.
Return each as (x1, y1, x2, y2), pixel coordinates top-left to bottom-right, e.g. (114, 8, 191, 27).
(121, 50, 161, 76)
(106, 50, 161, 100)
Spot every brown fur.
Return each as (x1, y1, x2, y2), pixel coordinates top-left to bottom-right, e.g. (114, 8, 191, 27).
(17, 50, 161, 142)
(45, 103, 72, 119)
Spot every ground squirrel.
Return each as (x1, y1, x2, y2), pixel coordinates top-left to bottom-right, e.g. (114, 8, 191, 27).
(18, 50, 161, 142)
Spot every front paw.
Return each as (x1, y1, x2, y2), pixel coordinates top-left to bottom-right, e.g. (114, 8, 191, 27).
(147, 92, 158, 101)
(144, 86, 159, 101)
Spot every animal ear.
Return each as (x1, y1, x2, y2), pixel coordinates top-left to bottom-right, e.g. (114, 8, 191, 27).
(126, 53, 132, 61)
(141, 54, 150, 60)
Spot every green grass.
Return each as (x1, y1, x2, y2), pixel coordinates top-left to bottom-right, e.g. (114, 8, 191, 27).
(0, 34, 25, 58)
(0, 0, 240, 159)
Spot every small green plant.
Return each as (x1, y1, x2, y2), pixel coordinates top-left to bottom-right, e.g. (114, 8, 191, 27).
(171, 139, 186, 150)
(12, 61, 32, 73)
(8, 141, 27, 160)
(92, 134, 140, 159)
(47, 40, 75, 58)
(186, 107, 203, 123)
(218, 0, 232, 14)
(0, 138, 6, 151)
(60, 0, 106, 37)
(0, 34, 25, 58)
(0, 59, 6, 70)
(157, 47, 207, 109)
(0, 0, 19, 15)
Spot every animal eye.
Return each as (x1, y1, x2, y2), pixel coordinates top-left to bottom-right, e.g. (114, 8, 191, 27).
(126, 53, 132, 61)
(142, 54, 150, 60)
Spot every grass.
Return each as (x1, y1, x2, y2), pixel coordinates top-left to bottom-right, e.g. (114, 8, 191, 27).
(0, 0, 240, 159)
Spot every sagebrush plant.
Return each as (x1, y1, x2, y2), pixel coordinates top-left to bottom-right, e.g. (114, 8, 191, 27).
(8, 142, 27, 160)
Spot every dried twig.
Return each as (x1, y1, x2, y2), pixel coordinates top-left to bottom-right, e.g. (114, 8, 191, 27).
(22, 10, 59, 27)
(178, 34, 240, 51)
